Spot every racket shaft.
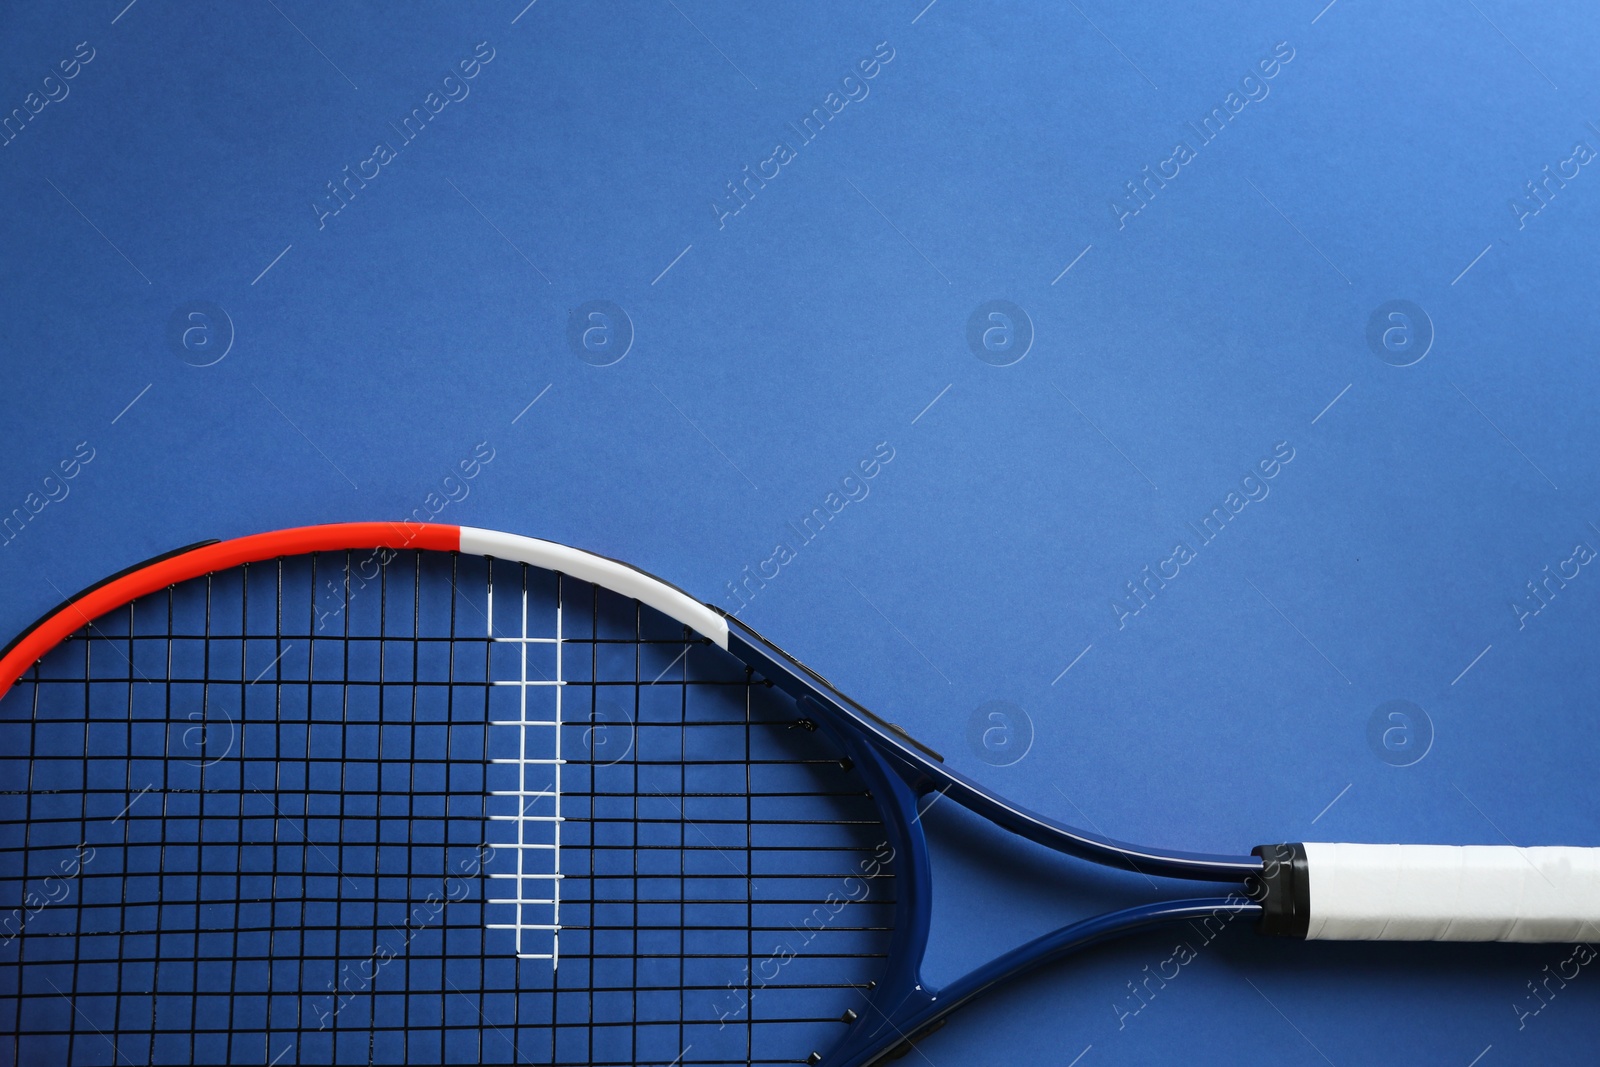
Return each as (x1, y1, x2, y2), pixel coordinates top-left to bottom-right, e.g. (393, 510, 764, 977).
(1261, 842, 1600, 941)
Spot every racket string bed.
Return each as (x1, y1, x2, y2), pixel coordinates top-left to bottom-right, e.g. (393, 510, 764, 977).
(0, 549, 896, 1066)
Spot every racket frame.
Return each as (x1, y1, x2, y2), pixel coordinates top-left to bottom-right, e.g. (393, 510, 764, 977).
(727, 619, 1261, 1065)
(0, 522, 1265, 1067)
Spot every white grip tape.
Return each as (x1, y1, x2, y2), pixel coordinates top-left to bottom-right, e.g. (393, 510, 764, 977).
(1303, 842, 1600, 942)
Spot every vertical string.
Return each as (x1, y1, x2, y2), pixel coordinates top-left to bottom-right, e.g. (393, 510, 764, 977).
(263, 558, 284, 1053)
(674, 603, 686, 1066)
(224, 565, 249, 1061)
(368, 551, 391, 1067)
(516, 565, 527, 960)
(295, 553, 318, 1059)
(553, 571, 563, 972)
(114, 600, 135, 1047)
(745, 662, 755, 1061)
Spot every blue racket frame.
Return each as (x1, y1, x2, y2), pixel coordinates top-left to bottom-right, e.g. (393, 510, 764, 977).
(725, 618, 1264, 1067)
(0, 524, 1265, 1066)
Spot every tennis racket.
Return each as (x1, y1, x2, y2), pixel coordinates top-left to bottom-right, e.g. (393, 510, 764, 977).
(2, 522, 1595, 1066)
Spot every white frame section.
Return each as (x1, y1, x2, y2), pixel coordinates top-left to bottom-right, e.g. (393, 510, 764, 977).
(459, 527, 729, 649)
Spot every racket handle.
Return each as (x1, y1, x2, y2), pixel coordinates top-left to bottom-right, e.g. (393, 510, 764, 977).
(1252, 842, 1600, 942)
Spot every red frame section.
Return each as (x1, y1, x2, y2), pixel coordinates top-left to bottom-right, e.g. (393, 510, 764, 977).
(0, 522, 462, 702)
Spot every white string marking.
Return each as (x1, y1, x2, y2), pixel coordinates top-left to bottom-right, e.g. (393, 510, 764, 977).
(553, 574, 564, 968)
(483, 564, 564, 965)
(520, 576, 532, 957)
(523, 576, 536, 958)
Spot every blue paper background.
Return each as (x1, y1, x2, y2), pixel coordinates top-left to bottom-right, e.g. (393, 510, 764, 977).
(3, 0, 1598, 1062)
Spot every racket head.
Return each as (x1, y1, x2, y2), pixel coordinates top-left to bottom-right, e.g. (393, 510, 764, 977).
(0, 523, 1260, 1067)
(0, 524, 906, 1065)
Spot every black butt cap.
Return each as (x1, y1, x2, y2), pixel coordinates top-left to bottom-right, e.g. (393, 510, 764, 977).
(1250, 843, 1310, 938)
